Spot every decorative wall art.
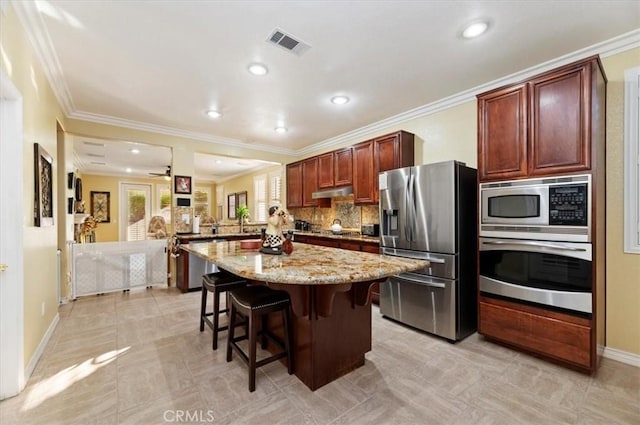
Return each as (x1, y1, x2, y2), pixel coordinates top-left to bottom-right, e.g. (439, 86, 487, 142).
(90, 191, 111, 222)
(228, 193, 237, 219)
(174, 175, 192, 194)
(34, 143, 54, 227)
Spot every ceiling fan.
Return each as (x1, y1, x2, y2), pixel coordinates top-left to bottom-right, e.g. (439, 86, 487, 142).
(149, 165, 171, 180)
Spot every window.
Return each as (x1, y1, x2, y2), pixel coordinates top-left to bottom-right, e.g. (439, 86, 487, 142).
(269, 168, 283, 208)
(254, 174, 267, 222)
(624, 66, 640, 253)
(216, 185, 224, 220)
(156, 184, 171, 223)
(193, 186, 211, 218)
(120, 183, 151, 241)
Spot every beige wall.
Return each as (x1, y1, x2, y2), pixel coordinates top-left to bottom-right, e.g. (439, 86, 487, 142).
(1, 4, 67, 366)
(601, 49, 640, 355)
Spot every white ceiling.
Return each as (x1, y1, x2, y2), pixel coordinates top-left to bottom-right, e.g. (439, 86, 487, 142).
(15, 1, 640, 181)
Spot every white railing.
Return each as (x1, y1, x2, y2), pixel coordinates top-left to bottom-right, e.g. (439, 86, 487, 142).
(72, 239, 167, 298)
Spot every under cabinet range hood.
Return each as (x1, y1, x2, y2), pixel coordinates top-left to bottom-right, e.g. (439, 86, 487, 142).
(311, 186, 353, 199)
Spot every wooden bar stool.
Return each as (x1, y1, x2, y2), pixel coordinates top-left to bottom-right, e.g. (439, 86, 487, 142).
(226, 285, 294, 392)
(200, 271, 247, 350)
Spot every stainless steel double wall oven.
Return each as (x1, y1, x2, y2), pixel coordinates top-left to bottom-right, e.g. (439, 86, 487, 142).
(479, 174, 592, 314)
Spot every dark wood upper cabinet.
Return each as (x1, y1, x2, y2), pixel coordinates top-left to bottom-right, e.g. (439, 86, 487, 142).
(286, 162, 303, 208)
(352, 141, 376, 204)
(529, 63, 591, 175)
(302, 157, 319, 207)
(287, 131, 414, 206)
(318, 152, 334, 189)
(477, 56, 603, 182)
(334, 147, 353, 187)
(477, 83, 528, 181)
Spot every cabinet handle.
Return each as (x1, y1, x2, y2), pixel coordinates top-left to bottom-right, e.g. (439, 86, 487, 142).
(482, 240, 586, 252)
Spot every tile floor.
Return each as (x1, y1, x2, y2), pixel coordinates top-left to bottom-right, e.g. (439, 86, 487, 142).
(0, 286, 638, 425)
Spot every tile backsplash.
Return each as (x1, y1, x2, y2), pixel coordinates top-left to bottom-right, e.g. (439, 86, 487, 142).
(288, 195, 379, 231)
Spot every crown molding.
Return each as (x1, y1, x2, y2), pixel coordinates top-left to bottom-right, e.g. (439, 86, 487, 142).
(15, 2, 640, 158)
(300, 29, 640, 156)
(12, 1, 75, 115)
(68, 110, 296, 157)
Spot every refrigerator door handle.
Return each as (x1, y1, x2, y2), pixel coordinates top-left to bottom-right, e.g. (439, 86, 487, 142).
(407, 173, 416, 241)
(404, 175, 412, 241)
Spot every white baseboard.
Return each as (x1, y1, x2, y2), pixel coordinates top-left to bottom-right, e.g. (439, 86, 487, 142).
(24, 313, 59, 381)
(603, 346, 640, 368)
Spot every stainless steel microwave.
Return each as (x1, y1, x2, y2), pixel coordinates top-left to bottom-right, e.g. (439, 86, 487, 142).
(480, 174, 591, 242)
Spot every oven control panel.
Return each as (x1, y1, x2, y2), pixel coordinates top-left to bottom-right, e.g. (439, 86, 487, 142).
(549, 184, 588, 226)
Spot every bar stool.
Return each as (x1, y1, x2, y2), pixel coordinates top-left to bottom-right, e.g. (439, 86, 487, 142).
(200, 271, 247, 350)
(226, 285, 294, 392)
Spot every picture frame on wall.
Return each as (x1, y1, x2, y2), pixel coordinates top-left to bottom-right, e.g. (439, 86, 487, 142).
(174, 175, 192, 194)
(34, 143, 54, 227)
(90, 191, 111, 222)
(237, 191, 247, 208)
(228, 193, 236, 219)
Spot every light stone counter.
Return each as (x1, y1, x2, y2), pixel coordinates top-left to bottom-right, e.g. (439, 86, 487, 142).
(181, 240, 426, 285)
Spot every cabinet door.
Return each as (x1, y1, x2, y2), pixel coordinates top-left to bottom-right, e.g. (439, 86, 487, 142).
(334, 147, 353, 186)
(375, 133, 400, 173)
(477, 84, 528, 181)
(286, 162, 303, 208)
(479, 296, 592, 370)
(353, 141, 376, 204)
(529, 63, 591, 176)
(318, 152, 334, 189)
(374, 131, 414, 202)
(302, 157, 319, 207)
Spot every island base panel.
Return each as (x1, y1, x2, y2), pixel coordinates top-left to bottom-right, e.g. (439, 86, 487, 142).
(266, 285, 372, 391)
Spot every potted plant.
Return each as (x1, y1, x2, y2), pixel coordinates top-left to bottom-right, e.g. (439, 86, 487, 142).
(236, 204, 250, 232)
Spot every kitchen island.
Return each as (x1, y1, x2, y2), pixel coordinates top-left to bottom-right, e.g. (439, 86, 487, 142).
(181, 240, 427, 390)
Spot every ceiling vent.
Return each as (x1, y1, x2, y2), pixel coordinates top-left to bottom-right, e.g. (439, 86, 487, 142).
(267, 28, 310, 56)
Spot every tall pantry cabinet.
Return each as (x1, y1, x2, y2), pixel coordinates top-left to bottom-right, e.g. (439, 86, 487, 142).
(476, 55, 607, 372)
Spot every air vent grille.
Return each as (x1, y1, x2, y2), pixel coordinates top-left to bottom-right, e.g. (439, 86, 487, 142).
(266, 28, 310, 56)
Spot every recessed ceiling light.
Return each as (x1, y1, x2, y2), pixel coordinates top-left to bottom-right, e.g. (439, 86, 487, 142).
(331, 95, 350, 105)
(215, 159, 222, 164)
(129, 148, 140, 154)
(248, 63, 268, 76)
(275, 126, 288, 134)
(206, 110, 222, 118)
(461, 20, 489, 39)
(126, 168, 132, 173)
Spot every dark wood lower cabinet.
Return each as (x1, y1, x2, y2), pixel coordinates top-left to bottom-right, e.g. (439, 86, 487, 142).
(479, 295, 592, 371)
(294, 235, 381, 304)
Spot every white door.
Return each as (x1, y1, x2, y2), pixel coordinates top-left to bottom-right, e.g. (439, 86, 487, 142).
(120, 183, 152, 241)
(0, 71, 25, 398)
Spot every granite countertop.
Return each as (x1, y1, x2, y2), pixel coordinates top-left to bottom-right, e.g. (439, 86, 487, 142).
(181, 240, 426, 285)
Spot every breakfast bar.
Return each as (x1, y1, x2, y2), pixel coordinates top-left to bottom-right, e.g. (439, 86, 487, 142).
(181, 240, 428, 390)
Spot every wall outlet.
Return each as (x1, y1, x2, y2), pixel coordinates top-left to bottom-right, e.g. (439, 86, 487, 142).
(41, 302, 45, 316)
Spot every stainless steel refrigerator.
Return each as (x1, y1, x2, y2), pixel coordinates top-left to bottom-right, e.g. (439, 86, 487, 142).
(378, 160, 477, 341)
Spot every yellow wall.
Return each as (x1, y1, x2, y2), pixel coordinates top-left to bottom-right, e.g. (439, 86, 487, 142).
(601, 49, 640, 355)
(1, 4, 67, 366)
(80, 174, 175, 242)
(220, 165, 284, 224)
(79, 174, 217, 241)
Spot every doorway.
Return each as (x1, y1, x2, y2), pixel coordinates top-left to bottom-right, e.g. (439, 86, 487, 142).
(0, 71, 25, 398)
(119, 183, 152, 241)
